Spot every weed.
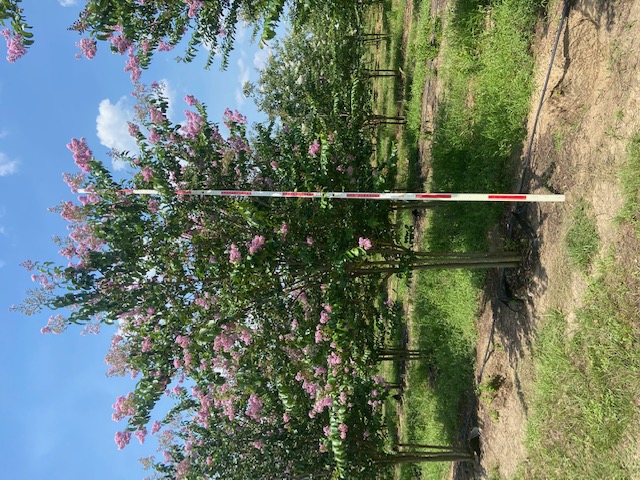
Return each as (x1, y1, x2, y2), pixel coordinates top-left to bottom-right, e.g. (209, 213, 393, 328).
(617, 133, 640, 237)
(552, 129, 565, 152)
(565, 199, 600, 273)
(526, 262, 640, 479)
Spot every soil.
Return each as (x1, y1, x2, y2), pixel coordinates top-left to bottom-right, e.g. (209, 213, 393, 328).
(458, 0, 640, 478)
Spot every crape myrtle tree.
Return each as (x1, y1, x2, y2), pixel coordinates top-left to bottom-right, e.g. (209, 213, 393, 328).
(2, 0, 365, 70)
(15, 83, 492, 476)
(15, 86, 399, 478)
(248, 2, 372, 133)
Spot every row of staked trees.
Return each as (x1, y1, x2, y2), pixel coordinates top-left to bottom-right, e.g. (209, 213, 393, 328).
(7, 1, 502, 478)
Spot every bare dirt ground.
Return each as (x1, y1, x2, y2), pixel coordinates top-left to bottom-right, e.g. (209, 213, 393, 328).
(469, 0, 640, 477)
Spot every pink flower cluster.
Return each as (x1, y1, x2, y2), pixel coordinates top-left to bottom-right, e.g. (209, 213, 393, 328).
(185, 0, 204, 18)
(114, 431, 131, 450)
(149, 106, 165, 124)
(140, 166, 154, 182)
(181, 110, 204, 139)
(62, 173, 85, 193)
(76, 38, 97, 59)
(67, 138, 93, 173)
(40, 314, 66, 335)
(228, 243, 242, 263)
(112, 392, 137, 421)
(184, 94, 198, 106)
(246, 394, 263, 421)
(2, 29, 27, 63)
(358, 237, 373, 250)
(248, 235, 265, 254)
(308, 139, 321, 156)
(134, 428, 147, 445)
(223, 108, 247, 126)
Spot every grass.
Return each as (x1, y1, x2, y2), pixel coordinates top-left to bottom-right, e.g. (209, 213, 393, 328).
(525, 260, 640, 479)
(618, 133, 640, 237)
(565, 199, 600, 273)
(391, 0, 542, 477)
(365, 0, 543, 476)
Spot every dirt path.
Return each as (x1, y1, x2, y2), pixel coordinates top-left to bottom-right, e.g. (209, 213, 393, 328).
(472, 0, 640, 477)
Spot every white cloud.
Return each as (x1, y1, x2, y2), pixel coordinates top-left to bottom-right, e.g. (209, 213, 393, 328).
(235, 53, 251, 106)
(0, 128, 8, 139)
(0, 152, 18, 176)
(58, 0, 77, 6)
(253, 46, 272, 71)
(96, 97, 138, 170)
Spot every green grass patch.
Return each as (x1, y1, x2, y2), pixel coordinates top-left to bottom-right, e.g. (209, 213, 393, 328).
(426, 0, 540, 251)
(398, 0, 542, 477)
(618, 133, 640, 236)
(565, 199, 600, 273)
(400, 267, 479, 479)
(526, 262, 640, 479)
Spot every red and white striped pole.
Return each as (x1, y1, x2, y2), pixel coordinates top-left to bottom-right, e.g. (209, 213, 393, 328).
(81, 189, 564, 203)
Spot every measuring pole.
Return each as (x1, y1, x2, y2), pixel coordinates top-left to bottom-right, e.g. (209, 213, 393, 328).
(79, 189, 565, 203)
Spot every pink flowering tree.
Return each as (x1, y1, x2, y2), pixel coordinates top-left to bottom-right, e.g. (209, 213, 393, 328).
(1, 0, 32, 62)
(17, 80, 500, 475)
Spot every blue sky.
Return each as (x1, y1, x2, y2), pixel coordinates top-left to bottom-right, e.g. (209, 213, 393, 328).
(1, 1, 272, 478)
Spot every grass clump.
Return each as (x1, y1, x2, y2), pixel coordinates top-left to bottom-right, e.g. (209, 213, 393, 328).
(565, 199, 600, 273)
(526, 262, 640, 479)
(618, 133, 640, 236)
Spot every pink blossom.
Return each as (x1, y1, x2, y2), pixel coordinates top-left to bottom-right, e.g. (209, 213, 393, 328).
(67, 138, 93, 172)
(184, 95, 198, 106)
(134, 428, 147, 444)
(228, 244, 241, 263)
(62, 172, 85, 193)
(140, 166, 154, 182)
(249, 235, 266, 254)
(338, 423, 348, 440)
(158, 41, 173, 52)
(185, 0, 204, 17)
(76, 38, 97, 59)
(358, 237, 373, 250)
(149, 107, 165, 124)
(112, 392, 136, 421)
(141, 336, 152, 352)
(319, 311, 330, 324)
(110, 33, 132, 55)
(148, 198, 159, 214)
(148, 128, 160, 144)
(327, 352, 342, 366)
(128, 122, 140, 138)
(114, 431, 131, 450)
(253, 440, 264, 451)
(246, 394, 263, 421)
(283, 413, 290, 423)
(223, 108, 247, 126)
(306, 236, 314, 246)
(2, 29, 27, 63)
(151, 420, 162, 434)
(182, 110, 204, 138)
(308, 139, 321, 156)
(125, 51, 141, 83)
(323, 425, 331, 437)
(277, 223, 288, 238)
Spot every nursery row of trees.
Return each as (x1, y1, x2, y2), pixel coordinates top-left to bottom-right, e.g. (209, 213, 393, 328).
(8, 1, 499, 478)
